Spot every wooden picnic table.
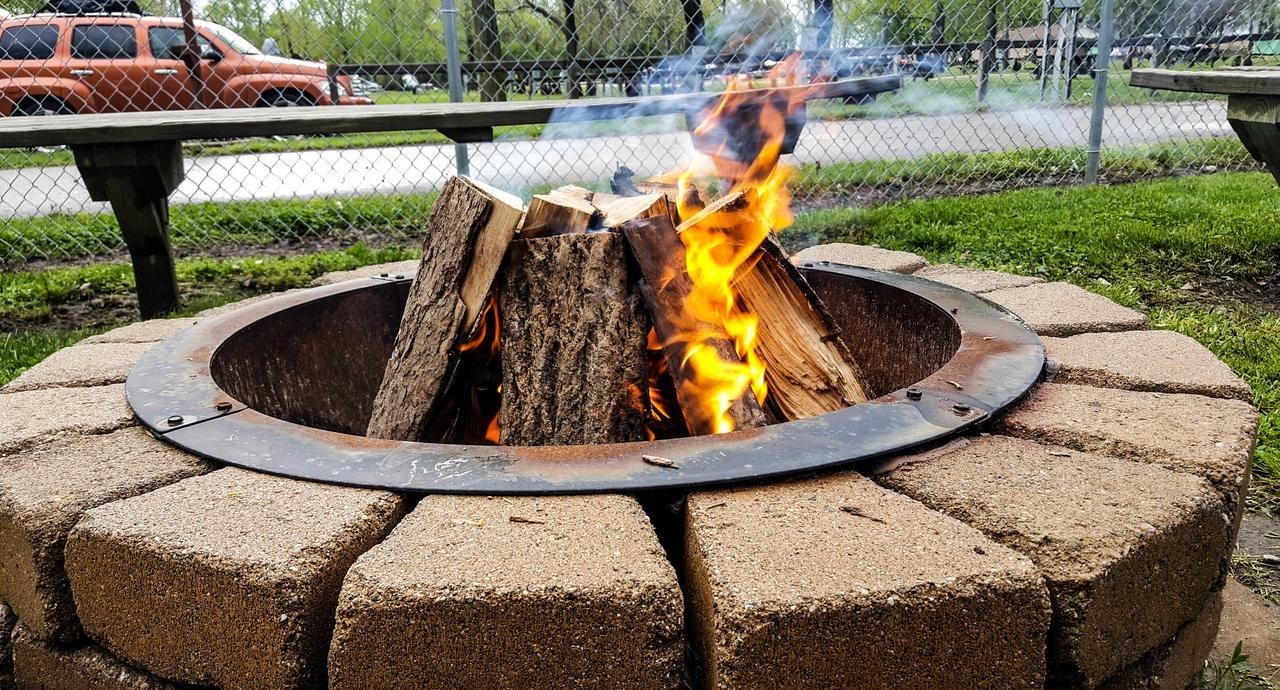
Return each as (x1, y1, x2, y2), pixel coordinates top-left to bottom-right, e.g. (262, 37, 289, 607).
(0, 75, 899, 318)
(1130, 67, 1280, 186)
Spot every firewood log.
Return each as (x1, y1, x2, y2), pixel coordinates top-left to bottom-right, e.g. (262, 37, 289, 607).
(619, 216, 769, 435)
(498, 233, 649, 445)
(366, 176, 525, 441)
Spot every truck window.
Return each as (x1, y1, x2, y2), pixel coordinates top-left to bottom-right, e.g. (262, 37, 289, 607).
(70, 24, 137, 60)
(147, 26, 210, 61)
(0, 24, 59, 60)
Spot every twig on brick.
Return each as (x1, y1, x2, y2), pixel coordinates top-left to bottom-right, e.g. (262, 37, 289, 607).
(509, 515, 546, 524)
(839, 505, 886, 523)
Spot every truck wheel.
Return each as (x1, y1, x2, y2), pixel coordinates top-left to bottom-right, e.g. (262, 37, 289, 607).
(258, 89, 316, 108)
(12, 96, 74, 116)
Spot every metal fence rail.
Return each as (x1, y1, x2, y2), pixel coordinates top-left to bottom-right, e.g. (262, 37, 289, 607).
(0, 0, 1277, 265)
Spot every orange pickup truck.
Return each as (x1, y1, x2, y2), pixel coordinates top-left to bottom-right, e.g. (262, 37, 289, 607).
(0, 12, 373, 115)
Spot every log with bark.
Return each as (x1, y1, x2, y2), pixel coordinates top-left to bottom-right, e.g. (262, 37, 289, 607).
(619, 216, 770, 435)
(498, 233, 650, 445)
(366, 176, 525, 441)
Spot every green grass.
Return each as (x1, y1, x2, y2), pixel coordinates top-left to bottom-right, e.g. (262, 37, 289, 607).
(0, 327, 105, 384)
(783, 171, 1280, 510)
(2, 137, 1254, 266)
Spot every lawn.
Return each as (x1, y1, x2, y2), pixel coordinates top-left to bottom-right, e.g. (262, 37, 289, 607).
(0, 136, 1255, 265)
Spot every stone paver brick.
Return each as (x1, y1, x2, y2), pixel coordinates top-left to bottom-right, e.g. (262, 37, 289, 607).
(12, 626, 185, 690)
(0, 385, 134, 456)
(997, 383, 1257, 522)
(984, 282, 1147, 337)
(1, 343, 153, 394)
(329, 494, 682, 690)
(65, 468, 407, 690)
(685, 473, 1050, 690)
(877, 435, 1230, 687)
(0, 428, 211, 643)
(81, 319, 198, 345)
(1099, 591, 1223, 690)
(310, 260, 419, 286)
(790, 243, 928, 273)
(913, 263, 1044, 293)
(1044, 330, 1253, 401)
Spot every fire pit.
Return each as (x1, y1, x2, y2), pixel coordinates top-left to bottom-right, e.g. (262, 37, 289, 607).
(0, 247, 1258, 690)
(126, 263, 1043, 493)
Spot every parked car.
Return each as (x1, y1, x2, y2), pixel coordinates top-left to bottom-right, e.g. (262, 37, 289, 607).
(0, 11, 373, 115)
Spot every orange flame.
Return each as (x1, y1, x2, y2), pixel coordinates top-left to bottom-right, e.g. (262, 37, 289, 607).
(670, 56, 811, 434)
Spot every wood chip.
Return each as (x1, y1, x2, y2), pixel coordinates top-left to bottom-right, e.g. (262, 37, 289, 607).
(1047, 450, 1073, 457)
(642, 454, 680, 469)
(946, 380, 964, 390)
(839, 505, 886, 523)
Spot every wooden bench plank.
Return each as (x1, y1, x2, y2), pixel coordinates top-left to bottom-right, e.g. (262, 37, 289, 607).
(0, 76, 900, 149)
(1129, 68, 1280, 96)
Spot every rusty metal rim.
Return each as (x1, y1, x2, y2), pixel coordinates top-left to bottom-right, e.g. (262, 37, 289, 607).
(126, 264, 1044, 494)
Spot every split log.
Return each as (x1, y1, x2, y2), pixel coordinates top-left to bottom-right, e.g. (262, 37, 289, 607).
(737, 236, 871, 418)
(499, 233, 650, 445)
(619, 216, 770, 435)
(594, 193, 674, 228)
(520, 191, 599, 238)
(678, 188, 871, 418)
(550, 185, 674, 228)
(367, 176, 525, 441)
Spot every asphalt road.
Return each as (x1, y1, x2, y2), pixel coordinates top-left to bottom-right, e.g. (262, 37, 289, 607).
(0, 100, 1230, 218)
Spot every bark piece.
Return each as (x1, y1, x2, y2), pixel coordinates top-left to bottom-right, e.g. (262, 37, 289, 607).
(498, 233, 649, 445)
(520, 191, 599, 238)
(367, 176, 524, 441)
(737, 236, 870, 419)
(619, 217, 769, 435)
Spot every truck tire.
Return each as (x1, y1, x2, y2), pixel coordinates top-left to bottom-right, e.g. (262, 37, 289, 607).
(12, 96, 74, 116)
(257, 88, 316, 108)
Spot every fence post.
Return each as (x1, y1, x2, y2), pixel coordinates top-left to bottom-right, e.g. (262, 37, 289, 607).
(1084, 0, 1115, 184)
(977, 3, 997, 103)
(440, 0, 471, 176)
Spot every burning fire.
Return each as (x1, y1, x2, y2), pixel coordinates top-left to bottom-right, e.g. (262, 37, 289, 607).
(665, 57, 810, 433)
(458, 291, 503, 444)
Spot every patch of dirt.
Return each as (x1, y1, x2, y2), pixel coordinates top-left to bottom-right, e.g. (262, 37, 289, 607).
(0, 283, 237, 335)
(1185, 275, 1280, 315)
(1233, 512, 1280, 604)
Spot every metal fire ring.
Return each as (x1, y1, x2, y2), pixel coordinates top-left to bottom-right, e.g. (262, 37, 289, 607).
(126, 264, 1044, 494)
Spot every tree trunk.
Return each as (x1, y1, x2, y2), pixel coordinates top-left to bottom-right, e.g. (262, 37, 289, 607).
(682, 0, 706, 49)
(470, 0, 506, 102)
(813, 0, 834, 49)
(562, 0, 582, 98)
(499, 233, 650, 445)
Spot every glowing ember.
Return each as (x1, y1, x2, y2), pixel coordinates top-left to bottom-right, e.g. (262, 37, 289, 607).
(666, 57, 812, 433)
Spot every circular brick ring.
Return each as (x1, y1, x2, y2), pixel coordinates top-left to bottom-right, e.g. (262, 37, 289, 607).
(0, 244, 1258, 690)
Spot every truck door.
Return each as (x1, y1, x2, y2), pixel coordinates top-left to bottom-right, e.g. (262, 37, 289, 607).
(144, 25, 200, 110)
(66, 21, 145, 112)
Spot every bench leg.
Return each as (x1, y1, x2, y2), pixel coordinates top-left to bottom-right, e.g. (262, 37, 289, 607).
(103, 179, 181, 318)
(72, 142, 185, 319)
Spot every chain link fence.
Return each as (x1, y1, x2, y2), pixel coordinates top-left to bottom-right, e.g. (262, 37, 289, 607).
(0, 0, 1277, 265)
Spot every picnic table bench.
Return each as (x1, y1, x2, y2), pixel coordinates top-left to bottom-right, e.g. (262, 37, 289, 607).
(1130, 67, 1280, 186)
(0, 75, 899, 318)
